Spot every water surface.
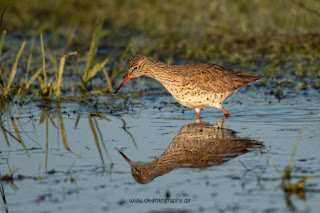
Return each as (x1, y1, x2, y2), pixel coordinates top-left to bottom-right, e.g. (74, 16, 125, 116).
(0, 87, 320, 212)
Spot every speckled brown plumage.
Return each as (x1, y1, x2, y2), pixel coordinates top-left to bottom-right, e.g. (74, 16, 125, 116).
(118, 121, 263, 184)
(114, 54, 263, 117)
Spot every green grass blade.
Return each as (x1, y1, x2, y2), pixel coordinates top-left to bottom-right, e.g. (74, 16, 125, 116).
(84, 58, 109, 84)
(0, 8, 6, 32)
(89, 118, 104, 165)
(39, 110, 46, 124)
(26, 67, 42, 89)
(0, 117, 10, 147)
(93, 118, 112, 162)
(54, 52, 77, 100)
(74, 113, 81, 129)
(6, 41, 25, 95)
(289, 124, 305, 166)
(87, 58, 109, 79)
(111, 40, 132, 80)
(121, 118, 138, 149)
(0, 30, 6, 60)
(0, 126, 10, 147)
(45, 117, 48, 171)
(37, 76, 45, 90)
(50, 118, 57, 129)
(25, 38, 35, 82)
(0, 185, 8, 213)
(111, 42, 131, 81)
(40, 34, 47, 84)
(102, 67, 113, 93)
(0, 83, 18, 103)
(0, 8, 6, 61)
(58, 114, 70, 151)
(84, 23, 100, 80)
(72, 58, 86, 90)
(11, 118, 23, 143)
(17, 92, 35, 115)
(0, 125, 20, 145)
(16, 120, 40, 146)
(11, 118, 30, 157)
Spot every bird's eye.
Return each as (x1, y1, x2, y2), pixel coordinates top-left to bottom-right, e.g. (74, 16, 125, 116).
(134, 168, 142, 174)
(134, 66, 138, 70)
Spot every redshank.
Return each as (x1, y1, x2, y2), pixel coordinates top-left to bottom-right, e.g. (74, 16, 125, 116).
(117, 121, 262, 184)
(114, 54, 262, 117)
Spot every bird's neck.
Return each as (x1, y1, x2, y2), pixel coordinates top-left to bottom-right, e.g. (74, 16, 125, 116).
(143, 59, 169, 81)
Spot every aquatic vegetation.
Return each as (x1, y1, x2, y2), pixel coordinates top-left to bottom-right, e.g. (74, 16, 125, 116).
(278, 126, 320, 210)
(73, 22, 110, 94)
(0, 41, 25, 100)
(0, 1, 318, 106)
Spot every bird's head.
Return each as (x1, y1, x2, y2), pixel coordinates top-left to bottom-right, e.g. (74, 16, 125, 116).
(113, 54, 148, 95)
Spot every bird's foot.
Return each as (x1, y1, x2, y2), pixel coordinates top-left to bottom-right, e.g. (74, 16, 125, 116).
(214, 118, 227, 129)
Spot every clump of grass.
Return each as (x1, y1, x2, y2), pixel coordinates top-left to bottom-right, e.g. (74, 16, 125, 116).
(0, 9, 122, 104)
(36, 34, 53, 99)
(72, 21, 111, 96)
(0, 41, 25, 101)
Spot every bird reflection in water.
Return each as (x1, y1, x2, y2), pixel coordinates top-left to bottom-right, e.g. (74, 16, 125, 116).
(118, 119, 263, 184)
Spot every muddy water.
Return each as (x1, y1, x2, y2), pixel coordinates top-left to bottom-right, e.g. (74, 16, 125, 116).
(0, 87, 320, 212)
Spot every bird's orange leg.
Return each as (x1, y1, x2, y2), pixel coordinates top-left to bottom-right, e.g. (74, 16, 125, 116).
(194, 108, 201, 123)
(220, 107, 230, 117)
(195, 108, 200, 118)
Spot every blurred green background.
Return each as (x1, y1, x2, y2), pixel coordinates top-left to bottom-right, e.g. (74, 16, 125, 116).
(0, 0, 320, 96)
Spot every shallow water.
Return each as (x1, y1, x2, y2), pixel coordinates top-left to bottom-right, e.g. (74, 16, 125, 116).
(1, 87, 320, 213)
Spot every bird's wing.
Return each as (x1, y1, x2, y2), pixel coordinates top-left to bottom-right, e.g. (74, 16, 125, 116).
(177, 63, 261, 93)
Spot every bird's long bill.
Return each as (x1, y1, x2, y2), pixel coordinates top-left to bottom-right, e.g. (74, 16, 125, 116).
(113, 74, 132, 95)
(118, 150, 134, 166)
